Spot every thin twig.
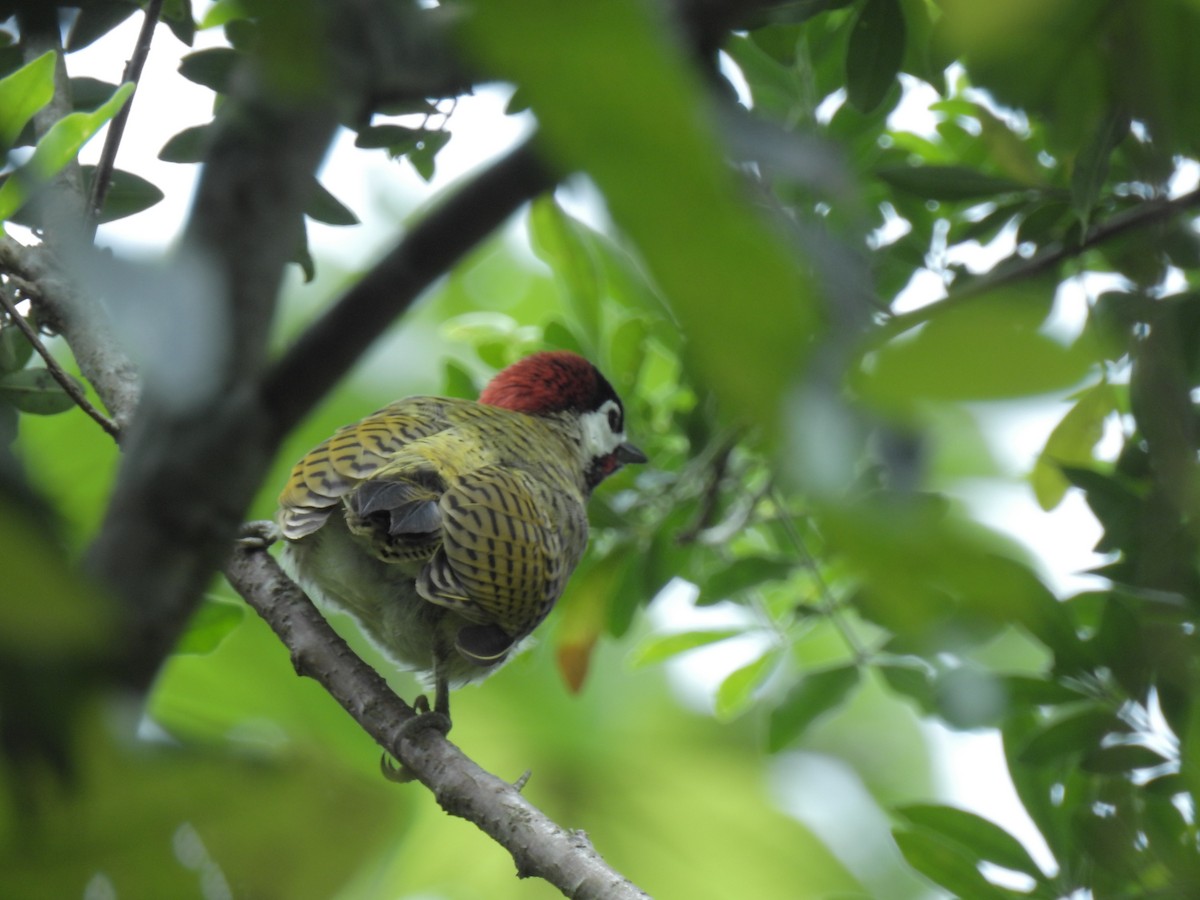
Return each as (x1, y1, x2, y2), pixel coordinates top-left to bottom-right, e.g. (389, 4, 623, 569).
(876, 185, 1200, 343)
(770, 487, 867, 662)
(86, 0, 165, 239)
(0, 285, 120, 440)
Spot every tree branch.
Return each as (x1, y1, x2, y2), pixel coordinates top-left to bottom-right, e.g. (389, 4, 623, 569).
(261, 135, 553, 438)
(224, 542, 653, 900)
(877, 186, 1200, 341)
(0, 237, 141, 432)
(85, 0, 165, 239)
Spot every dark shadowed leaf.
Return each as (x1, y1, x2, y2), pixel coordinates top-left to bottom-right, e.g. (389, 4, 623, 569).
(66, 1, 139, 52)
(0, 324, 33, 374)
(0, 368, 78, 415)
(895, 804, 1045, 879)
(159, 124, 212, 163)
(1081, 743, 1170, 774)
(892, 828, 1015, 900)
(878, 164, 1029, 201)
(1017, 707, 1125, 766)
(846, 0, 906, 113)
(305, 180, 359, 226)
(83, 166, 165, 223)
(179, 47, 240, 92)
(768, 664, 860, 750)
(699, 556, 795, 606)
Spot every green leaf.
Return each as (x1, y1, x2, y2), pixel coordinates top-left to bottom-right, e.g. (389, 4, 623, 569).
(892, 828, 1014, 900)
(175, 598, 244, 655)
(0, 51, 55, 150)
(876, 660, 936, 711)
(0, 82, 135, 224)
(715, 649, 780, 720)
(305, 179, 359, 226)
(159, 123, 212, 163)
(66, 1, 139, 52)
(461, 0, 818, 438)
(846, 0, 906, 113)
(528, 198, 602, 340)
(0, 324, 33, 374)
(767, 665, 860, 751)
(699, 556, 795, 606)
(1017, 707, 1123, 766)
(877, 164, 1030, 201)
(1070, 110, 1128, 228)
(628, 628, 746, 668)
(82, 166, 165, 223)
(0, 368, 77, 415)
(895, 804, 1045, 879)
(442, 359, 478, 399)
(860, 290, 1094, 406)
(1080, 742, 1170, 774)
(353, 124, 424, 154)
(408, 129, 451, 181)
(1031, 382, 1117, 510)
(178, 47, 240, 92)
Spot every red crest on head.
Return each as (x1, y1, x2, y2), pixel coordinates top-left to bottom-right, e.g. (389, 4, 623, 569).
(480, 351, 614, 416)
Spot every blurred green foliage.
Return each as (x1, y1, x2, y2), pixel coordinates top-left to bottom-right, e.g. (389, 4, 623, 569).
(5, 0, 1200, 898)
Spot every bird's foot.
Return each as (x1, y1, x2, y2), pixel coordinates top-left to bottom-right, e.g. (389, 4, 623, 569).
(380, 696, 453, 783)
(237, 520, 280, 549)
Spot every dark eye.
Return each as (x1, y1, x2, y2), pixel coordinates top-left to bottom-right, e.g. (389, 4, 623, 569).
(607, 406, 622, 433)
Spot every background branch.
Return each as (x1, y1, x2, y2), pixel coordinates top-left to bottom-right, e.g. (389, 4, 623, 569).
(878, 185, 1200, 341)
(261, 136, 553, 437)
(224, 542, 653, 900)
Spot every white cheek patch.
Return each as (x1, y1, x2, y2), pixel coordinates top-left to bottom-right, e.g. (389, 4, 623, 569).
(580, 401, 624, 458)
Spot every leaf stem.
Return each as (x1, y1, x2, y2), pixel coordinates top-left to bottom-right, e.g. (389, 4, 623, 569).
(0, 285, 120, 439)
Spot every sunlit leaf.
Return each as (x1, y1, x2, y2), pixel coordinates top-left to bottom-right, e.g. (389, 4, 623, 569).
(175, 598, 244, 655)
(529, 198, 602, 340)
(628, 628, 746, 669)
(0, 51, 54, 150)
(715, 649, 780, 720)
(0, 82, 135, 224)
(1031, 382, 1116, 510)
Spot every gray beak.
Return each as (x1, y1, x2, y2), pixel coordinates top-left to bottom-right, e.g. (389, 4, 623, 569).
(615, 441, 647, 465)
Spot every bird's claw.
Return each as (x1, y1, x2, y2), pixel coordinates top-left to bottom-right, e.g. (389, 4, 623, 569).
(237, 520, 280, 549)
(381, 701, 452, 783)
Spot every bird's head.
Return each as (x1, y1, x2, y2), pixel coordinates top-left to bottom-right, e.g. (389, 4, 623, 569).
(480, 351, 647, 489)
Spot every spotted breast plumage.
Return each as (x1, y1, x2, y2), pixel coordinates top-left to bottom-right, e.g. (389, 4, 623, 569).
(276, 352, 646, 717)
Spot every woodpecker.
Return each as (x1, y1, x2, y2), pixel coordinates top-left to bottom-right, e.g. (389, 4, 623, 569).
(276, 351, 646, 719)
